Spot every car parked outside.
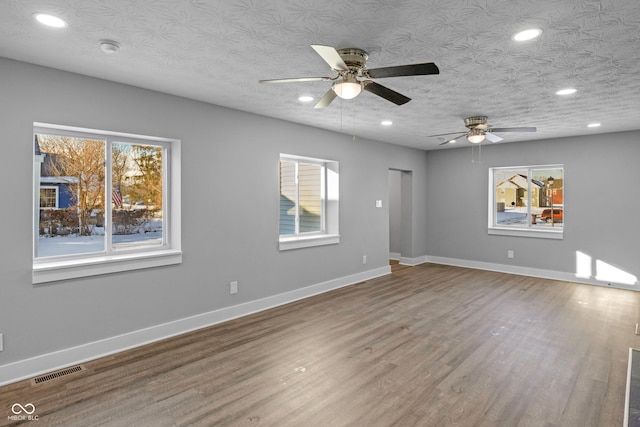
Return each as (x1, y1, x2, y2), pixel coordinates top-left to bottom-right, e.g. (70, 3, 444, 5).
(540, 208, 563, 223)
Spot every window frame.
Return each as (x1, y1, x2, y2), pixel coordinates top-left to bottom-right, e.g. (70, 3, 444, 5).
(33, 123, 182, 284)
(488, 164, 564, 239)
(279, 154, 339, 251)
(39, 186, 59, 209)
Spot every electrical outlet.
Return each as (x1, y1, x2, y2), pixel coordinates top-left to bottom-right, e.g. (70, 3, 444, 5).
(230, 281, 238, 294)
(507, 250, 514, 259)
(363, 255, 367, 264)
(375, 200, 382, 208)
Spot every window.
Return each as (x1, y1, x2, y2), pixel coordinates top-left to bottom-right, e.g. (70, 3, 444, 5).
(39, 187, 58, 208)
(33, 123, 181, 283)
(279, 154, 339, 250)
(488, 165, 564, 239)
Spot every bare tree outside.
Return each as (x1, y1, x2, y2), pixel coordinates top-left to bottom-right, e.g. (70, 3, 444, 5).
(111, 143, 128, 193)
(37, 135, 105, 236)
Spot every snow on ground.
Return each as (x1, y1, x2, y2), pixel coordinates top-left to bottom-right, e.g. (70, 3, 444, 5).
(38, 230, 163, 257)
(497, 207, 563, 227)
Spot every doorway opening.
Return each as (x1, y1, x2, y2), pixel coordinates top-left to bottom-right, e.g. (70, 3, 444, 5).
(388, 169, 413, 267)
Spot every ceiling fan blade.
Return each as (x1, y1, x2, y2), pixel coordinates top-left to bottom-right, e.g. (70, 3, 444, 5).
(311, 45, 349, 71)
(367, 63, 439, 79)
(439, 134, 467, 145)
(259, 76, 333, 84)
(428, 131, 466, 137)
(314, 89, 337, 109)
(362, 81, 411, 105)
(485, 132, 504, 143)
(489, 127, 537, 133)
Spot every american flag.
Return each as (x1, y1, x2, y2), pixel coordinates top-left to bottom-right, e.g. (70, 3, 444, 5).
(112, 185, 123, 208)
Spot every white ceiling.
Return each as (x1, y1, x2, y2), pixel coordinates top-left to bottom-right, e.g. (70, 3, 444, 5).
(1, 0, 639, 150)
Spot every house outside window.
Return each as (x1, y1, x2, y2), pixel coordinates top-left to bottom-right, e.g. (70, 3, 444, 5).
(279, 154, 339, 250)
(489, 165, 564, 239)
(33, 123, 182, 283)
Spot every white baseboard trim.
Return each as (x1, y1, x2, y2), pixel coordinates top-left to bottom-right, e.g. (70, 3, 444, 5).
(0, 266, 391, 386)
(423, 255, 638, 291)
(424, 255, 574, 281)
(399, 255, 429, 266)
(389, 252, 401, 260)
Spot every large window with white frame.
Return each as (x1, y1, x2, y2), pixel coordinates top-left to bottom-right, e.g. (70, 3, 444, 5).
(279, 154, 339, 250)
(33, 123, 182, 283)
(488, 165, 564, 239)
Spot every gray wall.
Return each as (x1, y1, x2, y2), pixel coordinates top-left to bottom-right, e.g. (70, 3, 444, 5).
(0, 58, 429, 366)
(425, 131, 640, 286)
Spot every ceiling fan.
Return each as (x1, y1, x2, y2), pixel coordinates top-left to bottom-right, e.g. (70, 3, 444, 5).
(430, 116, 537, 145)
(259, 44, 439, 109)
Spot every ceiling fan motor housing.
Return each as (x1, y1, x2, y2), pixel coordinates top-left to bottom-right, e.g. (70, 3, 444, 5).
(337, 48, 368, 72)
(464, 116, 489, 129)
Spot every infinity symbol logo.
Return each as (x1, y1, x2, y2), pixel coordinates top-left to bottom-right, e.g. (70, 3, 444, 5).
(11, 403, 36, 415)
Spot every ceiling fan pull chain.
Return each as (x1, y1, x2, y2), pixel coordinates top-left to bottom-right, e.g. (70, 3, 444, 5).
(352, 98, 357, 137)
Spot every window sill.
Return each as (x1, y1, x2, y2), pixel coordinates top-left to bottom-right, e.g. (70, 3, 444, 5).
(33, 249, 183, 284)
(488, 227, 563, 239)
(279, 234, 340, 251)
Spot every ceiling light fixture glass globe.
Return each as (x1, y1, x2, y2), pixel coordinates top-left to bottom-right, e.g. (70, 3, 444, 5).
(332, 76, 362, 100)
(467, 129, 485, 144)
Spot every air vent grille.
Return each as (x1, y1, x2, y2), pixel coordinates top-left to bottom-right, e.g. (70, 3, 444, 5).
(32, 365, 85, 385)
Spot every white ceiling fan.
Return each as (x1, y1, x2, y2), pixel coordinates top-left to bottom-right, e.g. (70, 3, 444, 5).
(259, 44, 439, 109)
(430, 116, 537, 145)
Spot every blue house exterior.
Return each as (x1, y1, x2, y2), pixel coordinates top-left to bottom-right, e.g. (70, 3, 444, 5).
(35, 135, 76, 210)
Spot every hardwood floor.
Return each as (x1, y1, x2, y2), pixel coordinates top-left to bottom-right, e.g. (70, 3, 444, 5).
(3, 264, 640, 426)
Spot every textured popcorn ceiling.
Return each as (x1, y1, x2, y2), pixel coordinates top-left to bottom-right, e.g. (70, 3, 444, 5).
(1, 0, 639, 149)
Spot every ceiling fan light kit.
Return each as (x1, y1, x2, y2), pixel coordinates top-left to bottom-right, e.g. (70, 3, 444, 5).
(467, 129, 485, 144)
(332, 75, 361, 99)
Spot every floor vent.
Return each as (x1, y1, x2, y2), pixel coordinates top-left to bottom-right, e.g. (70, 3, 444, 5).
(32, 365, 85, 385)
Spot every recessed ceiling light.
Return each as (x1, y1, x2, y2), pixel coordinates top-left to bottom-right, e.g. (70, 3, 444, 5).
(587, 123, 601, 128)
(449, 139, 456, 144)
(298, 95, 314, 102)
(381, 120, 393, 126)
(33, 13, 67, 28)
(513, 28, 542, 42)
(555, 88, 577, 96)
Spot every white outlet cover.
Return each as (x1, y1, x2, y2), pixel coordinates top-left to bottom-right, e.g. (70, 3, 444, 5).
(375, 200, 382, 208)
